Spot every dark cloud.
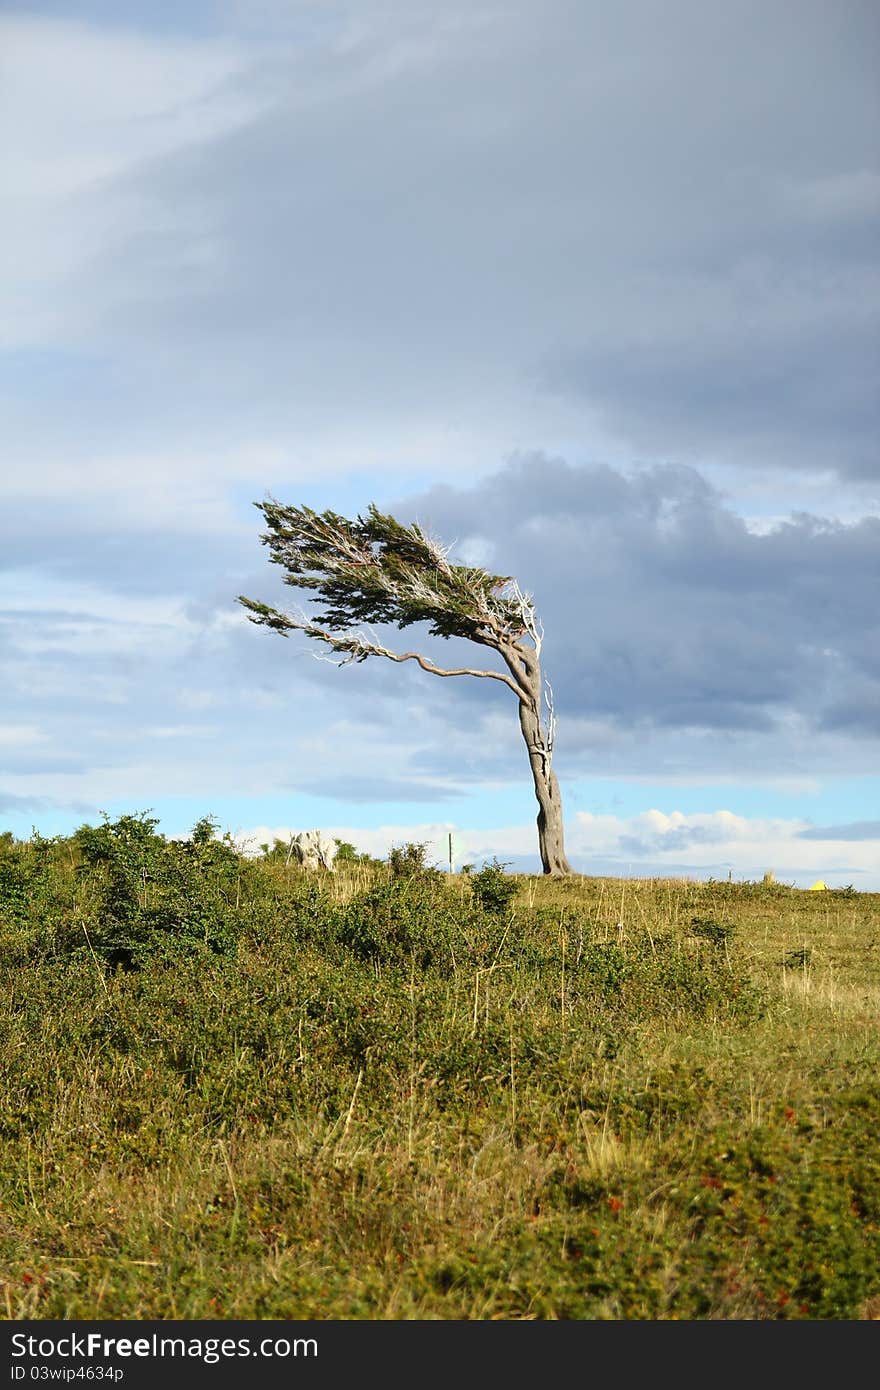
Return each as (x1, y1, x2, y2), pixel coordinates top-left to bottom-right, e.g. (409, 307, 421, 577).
(2, 451, 876, 805)
(393, 454, 880, 760)
(3, 1, 878, 816)
(798, 820, 880, 841)
(817, 686, 880, 737)
(544, 315, 880, 480)
(11, 0, 877, 483)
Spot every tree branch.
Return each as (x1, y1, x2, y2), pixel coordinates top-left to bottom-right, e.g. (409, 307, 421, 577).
(384, 647, 523, 695)
(237, 597, 527, 697)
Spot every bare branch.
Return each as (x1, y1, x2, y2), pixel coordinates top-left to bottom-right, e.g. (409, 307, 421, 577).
(543, 677, 557, 763)
(503, 578, 543, 655)
(238, 598, 525, 696)
(414, 522, 456, 573)
(382, 646, 523, 694)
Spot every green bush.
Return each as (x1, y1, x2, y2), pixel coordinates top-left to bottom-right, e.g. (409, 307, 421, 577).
(689, 915, 735, 944)
(333, 839, 377, 866)
(68, 812, 242, 967)
(387, 840, 438, 879)
(469, 858, 520, 915)
(335, 874, 459, 968)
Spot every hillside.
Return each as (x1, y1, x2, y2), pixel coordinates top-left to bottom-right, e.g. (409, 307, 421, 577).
(1, 817, 878, 1320)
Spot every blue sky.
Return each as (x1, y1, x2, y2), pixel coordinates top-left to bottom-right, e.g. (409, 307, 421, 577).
(2, 0, 878, 887)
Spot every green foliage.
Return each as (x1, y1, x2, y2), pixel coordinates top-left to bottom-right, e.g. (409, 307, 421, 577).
(335, 873, 458, 969)
(578, 940, 631, 994)
(333, 839, 375, 865)
(0, 838, 31, 926)
(259, 837, 292, 862)
(784, 946, 813, 968)
(0, 829, 63, 939)
(1, 825, 878, 1320)
(387, 840, 437, 879)
(689, 915, 735, 944)
(0, 812, 244, 969)
(75, 812, 242, 968)
(468, 858, 520, 915)
(667, 1091, 880, 1319)
(238, 501, 525, 645)
(190, 815, 220, 847)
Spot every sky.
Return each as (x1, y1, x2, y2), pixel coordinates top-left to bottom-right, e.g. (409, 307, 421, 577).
(2, 0, 878, 887)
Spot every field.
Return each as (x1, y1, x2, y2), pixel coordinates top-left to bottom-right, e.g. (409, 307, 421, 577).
(1, 816, 878, 1320)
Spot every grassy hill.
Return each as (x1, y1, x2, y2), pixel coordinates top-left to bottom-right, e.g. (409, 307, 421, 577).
(1, 816, 878, 1319)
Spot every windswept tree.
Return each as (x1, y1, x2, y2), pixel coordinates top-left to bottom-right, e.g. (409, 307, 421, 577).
(239, 502, 573, 876)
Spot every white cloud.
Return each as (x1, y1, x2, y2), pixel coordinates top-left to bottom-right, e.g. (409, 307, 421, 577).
(571, 808, 879, 888)
(230, 807, 880, 890)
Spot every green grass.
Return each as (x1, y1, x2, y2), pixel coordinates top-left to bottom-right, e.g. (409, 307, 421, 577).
(1, 822, 878, 1320)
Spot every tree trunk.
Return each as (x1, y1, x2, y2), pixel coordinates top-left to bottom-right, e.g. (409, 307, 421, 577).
(517, 695, 573, 876)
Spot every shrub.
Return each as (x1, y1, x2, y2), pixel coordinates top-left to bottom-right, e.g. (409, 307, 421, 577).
(689, 916, 735, 944)
(469, 859, 520, 915)
(335, 875, 457, 968)
(388, 841, 437, 879)
(71, 811, 241, 968)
